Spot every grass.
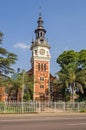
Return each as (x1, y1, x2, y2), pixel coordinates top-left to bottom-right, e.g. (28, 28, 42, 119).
(80, 109, 86, 112)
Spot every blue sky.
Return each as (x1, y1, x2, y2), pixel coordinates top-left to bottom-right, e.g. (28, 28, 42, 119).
(0, 0, 86, 75)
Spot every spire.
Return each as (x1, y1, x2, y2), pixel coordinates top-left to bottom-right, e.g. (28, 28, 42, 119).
(39, 6, 42, 17)
(35, 13, 46, 40)
(37, 13, 43, 29)
(30, 12, 50, 50)
(38, 6, 43, 28)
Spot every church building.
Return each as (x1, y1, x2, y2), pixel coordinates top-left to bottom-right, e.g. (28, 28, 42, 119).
(28, 13, 52, 101)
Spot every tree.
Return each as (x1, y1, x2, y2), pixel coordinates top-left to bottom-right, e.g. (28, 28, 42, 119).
(78, 50, 86, 70)
(21, 71, 34, 101)
(0, 32, 17, 75)
(9, 71, 34, 101)
(57, 50, 86, 102)
(0, 32, 17, 101)
(77, 50, 86, 100)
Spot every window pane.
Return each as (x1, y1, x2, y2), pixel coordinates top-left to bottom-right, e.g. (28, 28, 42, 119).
(38, 63, 40, 71)
(44, 64, 46, 71)
(41, 64, 43, 71)
(40, 77, 44, 81)
(40, 85, 44, 88)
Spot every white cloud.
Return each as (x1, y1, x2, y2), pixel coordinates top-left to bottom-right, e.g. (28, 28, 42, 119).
(14, 43, 30, 49)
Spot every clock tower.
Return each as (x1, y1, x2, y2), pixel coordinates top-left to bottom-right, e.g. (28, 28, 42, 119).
(30, 14, 51, 101)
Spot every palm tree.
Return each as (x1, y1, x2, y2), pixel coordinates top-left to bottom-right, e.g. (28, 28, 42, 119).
(57, 73, 70, 101)
(9, 71, 34, 101)
(57, 63, 85, 102)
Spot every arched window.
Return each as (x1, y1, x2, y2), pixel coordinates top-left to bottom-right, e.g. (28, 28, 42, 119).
(41, 32, 42, 37)
(35, 50, 37, 55)
(44, 64, 46, 71)
(40, 85, 44, 88)
(38, 63, 40, 71)
(38, 32, 39, 37)
(41, 64, 43, 71)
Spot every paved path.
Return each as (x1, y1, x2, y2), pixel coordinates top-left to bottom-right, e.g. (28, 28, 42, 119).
(0, 112, 86, 118)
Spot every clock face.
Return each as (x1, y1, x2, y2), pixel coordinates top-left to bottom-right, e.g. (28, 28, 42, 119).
(40, 49, 45, 55)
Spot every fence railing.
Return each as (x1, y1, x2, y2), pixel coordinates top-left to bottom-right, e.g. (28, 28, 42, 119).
(0, 101, 86, 113)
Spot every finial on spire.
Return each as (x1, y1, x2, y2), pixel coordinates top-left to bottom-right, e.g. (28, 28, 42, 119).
(39, 6, 42, 17)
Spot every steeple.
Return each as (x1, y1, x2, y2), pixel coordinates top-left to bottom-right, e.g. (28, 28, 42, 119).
(34, 13, 46, 40)
(30, 14, 50, 50)
(30, 13, 51, 101)
(37, 13, 43, 28)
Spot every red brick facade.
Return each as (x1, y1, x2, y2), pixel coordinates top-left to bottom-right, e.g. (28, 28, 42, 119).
(0, 87, 5, 101)
(33, 60, 50, 101)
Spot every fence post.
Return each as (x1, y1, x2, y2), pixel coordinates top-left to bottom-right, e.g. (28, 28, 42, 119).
(4, 101, 6, 113)
(38, 102, 40, 113)
(55, 102, 58, 112)
(78, 102, 80, 112)
(22, 101, 24, 113)
(63, 102, 65, 111)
